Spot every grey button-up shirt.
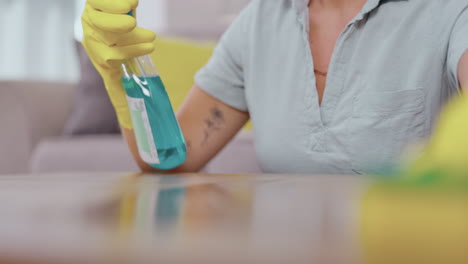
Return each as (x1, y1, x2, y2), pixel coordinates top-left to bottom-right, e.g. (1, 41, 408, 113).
(195, 0, 468, 174)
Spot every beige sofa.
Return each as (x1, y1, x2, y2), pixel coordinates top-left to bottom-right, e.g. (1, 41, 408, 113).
(0, 81, 261, 175)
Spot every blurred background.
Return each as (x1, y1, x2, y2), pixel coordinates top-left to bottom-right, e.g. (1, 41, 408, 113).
(0, 0, 249, 82)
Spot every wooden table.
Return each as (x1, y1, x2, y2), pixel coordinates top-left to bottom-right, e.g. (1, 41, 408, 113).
(0, 173, 466, 264)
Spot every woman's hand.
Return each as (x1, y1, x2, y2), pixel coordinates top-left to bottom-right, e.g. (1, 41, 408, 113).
(81, 0, 156, 129)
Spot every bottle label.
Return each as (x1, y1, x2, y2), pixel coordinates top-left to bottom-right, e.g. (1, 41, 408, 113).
(126, 96, 160, 164)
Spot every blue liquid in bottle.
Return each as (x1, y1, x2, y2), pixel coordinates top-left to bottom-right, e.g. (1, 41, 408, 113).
(122, 74, 187, 170)
(120, 12, 186, 170)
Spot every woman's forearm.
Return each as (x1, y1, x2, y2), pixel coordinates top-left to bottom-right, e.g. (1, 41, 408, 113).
(121, 85, 250, 174)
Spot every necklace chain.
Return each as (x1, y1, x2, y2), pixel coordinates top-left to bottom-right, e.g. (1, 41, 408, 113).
(314, 69, 328, 76)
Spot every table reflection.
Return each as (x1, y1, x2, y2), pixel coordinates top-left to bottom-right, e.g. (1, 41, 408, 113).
(0, 173, 467, 264)
(117, 175, 254, 239)
(113, 174, 363, 263)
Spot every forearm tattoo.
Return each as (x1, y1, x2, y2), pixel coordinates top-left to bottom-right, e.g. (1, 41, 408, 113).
(202, 106, 225, 146)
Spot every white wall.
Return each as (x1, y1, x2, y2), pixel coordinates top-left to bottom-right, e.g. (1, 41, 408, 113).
(0, 0, 78, 82)
(137, 0, 168, 34)
(138, 0, 250, 39)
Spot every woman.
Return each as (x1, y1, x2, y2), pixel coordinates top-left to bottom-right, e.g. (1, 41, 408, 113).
(81, 0, 468, 174)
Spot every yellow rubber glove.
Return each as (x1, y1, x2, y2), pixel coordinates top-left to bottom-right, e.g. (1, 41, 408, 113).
(81, 0, 156, 129)
(426, 95, 468, 170)
(359, 96, 468, 264)
(406, 94, 468, 181)
(361, 184, 468, 264)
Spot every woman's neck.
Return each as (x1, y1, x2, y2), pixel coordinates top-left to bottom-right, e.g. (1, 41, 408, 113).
(309, 0, 368, 11)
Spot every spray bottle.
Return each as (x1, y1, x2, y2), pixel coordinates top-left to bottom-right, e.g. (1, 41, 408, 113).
(121, 12, 187, 170)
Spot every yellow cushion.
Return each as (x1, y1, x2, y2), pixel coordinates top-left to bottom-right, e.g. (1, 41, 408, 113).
(150, 37, 214, 111)
(151, 37, 252, 130)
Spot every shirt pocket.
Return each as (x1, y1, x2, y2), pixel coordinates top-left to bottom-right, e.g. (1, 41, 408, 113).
(349, 89, 425, 174)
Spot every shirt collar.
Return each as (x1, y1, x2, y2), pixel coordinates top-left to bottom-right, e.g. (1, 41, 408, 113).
(292, 0, 385, 32)
(292, 0, 383, 18)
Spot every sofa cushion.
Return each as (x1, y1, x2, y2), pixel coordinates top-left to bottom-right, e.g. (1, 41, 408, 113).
(63, 41, 120, 135)
(30, 132, 261, 174)
(204, 132, 262, 174)
(30, 135, 139, 173)
(0, 81, 74, 174)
